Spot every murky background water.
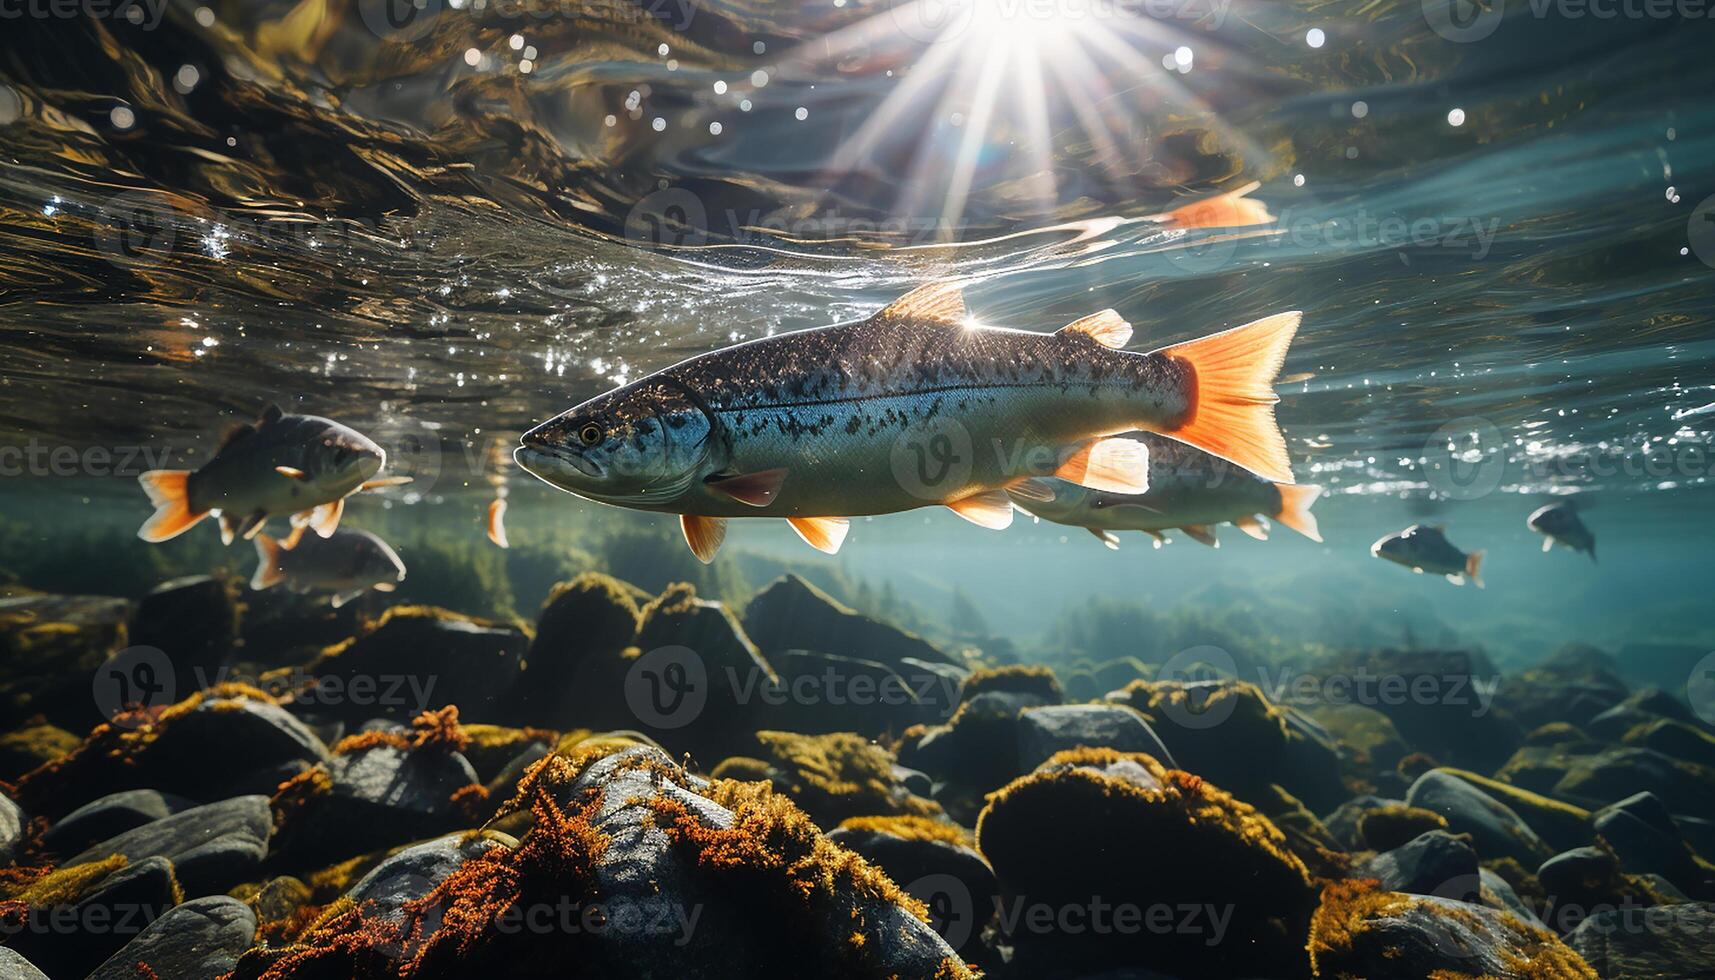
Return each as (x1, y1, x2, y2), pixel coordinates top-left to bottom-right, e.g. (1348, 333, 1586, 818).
(2, 1, 1713, 667)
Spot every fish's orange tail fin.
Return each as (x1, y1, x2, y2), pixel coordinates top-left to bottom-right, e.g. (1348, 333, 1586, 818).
(1466, 549, 1486, 590)
(1157, 181, 1272, 230)
(138, 470, 208, 542)
(1157, 311, 1301, 485)
(251, 534, 286, 590)
(1274, 483, 1323, 542)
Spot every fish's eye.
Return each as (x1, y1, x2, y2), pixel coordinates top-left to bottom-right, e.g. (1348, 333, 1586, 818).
(577, 422, 604, 447)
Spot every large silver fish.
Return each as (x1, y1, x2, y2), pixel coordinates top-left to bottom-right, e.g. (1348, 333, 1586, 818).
(251, 527, 406, 608)
(138, 404, 407, 545)
(1009, 434, 1322, 550)
(1527, 502, 1595, 561)
(1371, 523, 1486, 588)
(516, 280, 1302, 562)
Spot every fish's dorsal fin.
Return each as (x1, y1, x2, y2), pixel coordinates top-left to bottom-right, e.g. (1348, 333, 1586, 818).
(259, 403, 284, 425)
(873, 281, 967, 325)
(218, 423, 255, 452)
(1056, 310, 1133, 349)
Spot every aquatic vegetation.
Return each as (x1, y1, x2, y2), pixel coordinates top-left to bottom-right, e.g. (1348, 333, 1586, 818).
(834, 815, 974, 849)
(749, 731, 939, 826)
(959, 664, 1064, 704)
(1357, 805, 1451, 852)
(508, 572, 641, 729)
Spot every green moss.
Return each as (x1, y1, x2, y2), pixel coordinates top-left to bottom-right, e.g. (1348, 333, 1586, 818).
(1433, 767, 1591, 853)
(1358, 805, 1451, 851)
(709, 756, 774, 783)
(835, 814, 974, 848)
(0, 722, 81, 781)
(960, 664, 1064, 704)
(750, 731, 939, 826)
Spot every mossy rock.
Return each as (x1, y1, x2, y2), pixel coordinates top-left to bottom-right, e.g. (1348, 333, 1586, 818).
(1621, 717, 1715, 768)
(0, 594, 131, 730)
(628, 583, 779, 762)
(741, 574, 958, 670)
(0, 722, 80, 783)
(1504, 746, 1715, 815)
(977, 747, 1316, 978)
(1303, 702, 1411, 774)
(507, 573, 641, 729)
(1359, 805, 1451, 852)
(960, 664, 1064, 705)
(746, 731, 939, 827)
(1432, 766, 1592, 854)
(1321, 648, 1525, 773)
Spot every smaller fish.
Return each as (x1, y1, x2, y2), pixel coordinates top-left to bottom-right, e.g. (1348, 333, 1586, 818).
(251, 527, 406, 608)
(483, 435, 511, 549)
(1371, 524, 1485, 588)
(138, 404, 408, 546)
(1527, 502, 1595, 561)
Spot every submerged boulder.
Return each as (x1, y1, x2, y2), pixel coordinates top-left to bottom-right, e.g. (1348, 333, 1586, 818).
(42, 788, 197, 859)
(64, 795, 272, 897)
(741, 574, 959, 670)
(1568, 902, 1715, 979)
(734, 731, 939, 827)
(1405, 770, 1553, 866)
(827, 815, 997, 959)
(507, 573, 641, 729)
(127, 575, 240, 685)
(1015, 703, 1174, 773)
(0, 594, 131, 729)
(1363, 830, 1481, 902)
(87, 895, 257, 980)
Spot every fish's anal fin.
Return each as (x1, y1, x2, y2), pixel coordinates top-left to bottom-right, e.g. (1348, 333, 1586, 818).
(250, 534, 285, 590)
(945, 490, 1014, 530)
(1055, 437, 1149, 494)
(680, 514, 727, 564)
(1273, 484, 1322, 542)
(1157, 181, 1272, 230)
(1056, 310, 1133, 350)
(1234, 515, 1270, 541)
(137, 470, 209, 543)
(1088, 527, 1120, 550)
(787, 516, 849, 555)
(1181, 524, 1219, 548)
(275, 466, 308, 480)
(1466, 550, 1486, 590)
(705, 468, 788, 508)
(1157, 310, 1301, 484)
(874, 281, 967, 325)
(487, 498, 509, 549)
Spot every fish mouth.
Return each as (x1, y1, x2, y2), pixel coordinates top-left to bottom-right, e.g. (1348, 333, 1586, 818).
(514, 443, 604, 483)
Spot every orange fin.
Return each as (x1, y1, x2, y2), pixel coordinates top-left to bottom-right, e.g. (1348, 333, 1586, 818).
(281, 521, 308, 551)
(359, 476, 412, 491)
(1145, 530, 1167, 549)
(1273, 484, 1322, 542)
(1056, 310, 1132, 349)
(945, 490, 1014, 530)
(1157, 311, 1301, 484)
(1157, 180, 1272, 230)
(1181, 524, 1219, 548)
(705, 468, 788, 508)
(309, 498, 344, 538)
(1465, 550, 1486, 590)
(1088, 527, 1120, 550)
(680, 514, 726, 563)
(217, 511, 237, 546)
(239, 512, 268, 540)
(275, 465, 308, 480)
(787, 516, 849, 555)
(487, 497, 509, 549)
(250, 534, 285, 590)
(1005, 476, 1058, 503)
(873, 281, 967, 325)
(137, 470, 208, 542)
(1234, 515, 1270, 541)
(1055, 437, 1149, 494)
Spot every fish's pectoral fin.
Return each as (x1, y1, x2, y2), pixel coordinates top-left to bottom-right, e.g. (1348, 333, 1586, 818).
(1542, 537, 1554, 553)
(1056, 437, 1149, 494)
(680, 514, 727, 564)
(1234, 515, 1270, 541)
(308, 498, 344, 539)
(1465, 549, 1485, 589)
(945, 490, 1013, 530)
(1088, 527, 1120, 550)
(359, 476, 412, 491)
(137, 470, 209, 543)
(1181, 524, 1219, 548)
(704, 468, 788, 508)
(1005, 476, 1057, 503)
(487, 497, 509, 549)
(1056, 310, 1133, 350)
(330, 589, 365, 609)
(787, 516, 849, 555)
(275, 465, 308, 480)
(250, 534, 285, 590)
(873, 281, 967, 325)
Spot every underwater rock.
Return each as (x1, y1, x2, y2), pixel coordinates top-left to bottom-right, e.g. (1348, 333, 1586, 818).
(0, 722, 79, 783)
(0, 594, 131, 729)
(1590, 793, 1712, 894)
(1568, 901, 1715, 979)
(457, 724, 558, 784)
(40, 789, 196, 859)
(1302, 702, 1411, 775)
(629, 583, 779, 761)
(64, 795, 272, 896)
(0, 948, 47, 980)
(962, 664, 1065, 705)
(1526, 747, 1715, 815)
(1108, 678, 1347, 813)
(827, 815, 997, 959)
(896, 693, 1038, 823)
(343, 831, 515, 927)
(1307, 881, 1596, 979)
(1357, 803, 1451, 852)
(0, 793, 22, 866)
(296, 606, 528, 724)
(1322, 794, 1403, 850)
(507, 572, 641, 729)
(1363, 830, 1481, 902)
(977, 747, 1317, 978)
(741, 730, 939, 826)
(128, 574, 240, 685)
(1256, 785, 1348, 878)
(741, 574, 959, 669)
(1535, 846, 1683, 932)
(1324, 648, 1524, 773)
(8, 855, 182, 978)
(1406, 770, 1553, 865)
(1428, 766, 1593, 854)
(1620, 717, 1715, 768)
(1015, 703, 1176, 773)
(1585, 689, 1703, 741)
(87, 895, 257, 980)
(758, 650, 949, 736)
(1493, 643, 1630, 732)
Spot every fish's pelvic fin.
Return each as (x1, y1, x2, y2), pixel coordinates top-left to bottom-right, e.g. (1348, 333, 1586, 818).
(1145, 530, 1166, 549)
(239, 512, 268, 540)
(1088, 527, 1121, 550)
(874, 281, 967, 325)
(1056, 310, 1133, 349)
(705, 468, 788, 507)
(308, 498, 344, 539)
(787, 516, 849, 555)
(330, 590, 365, 609)
(1273, 483, 1322, 542)
(680, 514, 727, 563)
(1157, 180, 1272, 230)
(1158, 310, 1301, 484)
(487, 497, 509, 549)
(1055, 437, 1149, 494)
(281, 522, 308, 551)
(137, 470, 208, 542)
(1005, 476, 1057, 503)
(1446, 573, 1466, 586)
(1234, 515, 1271, 541)
(945, 490, 1014, 530)
(1181, 524, 1219, 548)
(1465, 550, 1486, 589)
(250, 534, 286, 590)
